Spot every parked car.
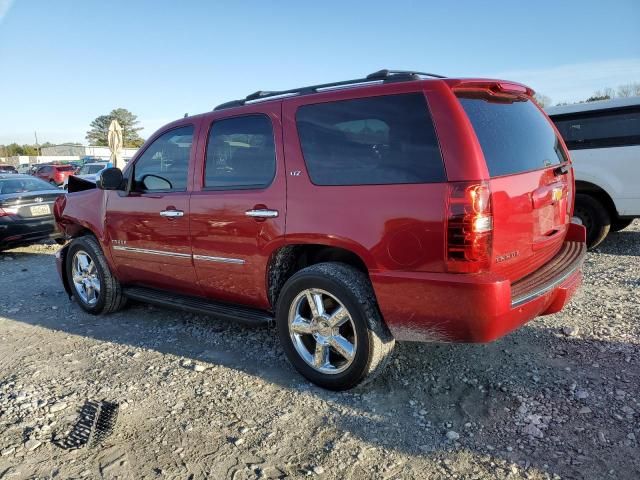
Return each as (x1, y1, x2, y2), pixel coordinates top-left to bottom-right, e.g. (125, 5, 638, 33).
(35, 164, 75, 187)
(546, 97, 640, 248)
(0, 174, 65, 250)
(54, 70, 586, 390)
(63, 162, 109, 189)
(17, 165, 32, 174)
(0, 165, 17, 174)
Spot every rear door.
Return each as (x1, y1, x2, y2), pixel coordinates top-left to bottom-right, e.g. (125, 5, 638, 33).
(105, 123, 201, 295)
(189, 104, 286, 310)
(456, 89, 572, 282)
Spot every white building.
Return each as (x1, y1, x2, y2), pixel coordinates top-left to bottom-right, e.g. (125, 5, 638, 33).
(41, 145, 139, 160)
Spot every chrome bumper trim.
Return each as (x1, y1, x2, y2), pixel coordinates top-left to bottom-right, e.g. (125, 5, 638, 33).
(511, 264, 580, 308)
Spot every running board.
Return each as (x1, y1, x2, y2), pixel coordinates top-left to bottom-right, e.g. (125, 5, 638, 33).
(123, 286, 273, 326)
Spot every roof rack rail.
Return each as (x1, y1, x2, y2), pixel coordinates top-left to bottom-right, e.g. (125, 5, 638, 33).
(213, 69, 446, 111)
(366, 69, 446, 80)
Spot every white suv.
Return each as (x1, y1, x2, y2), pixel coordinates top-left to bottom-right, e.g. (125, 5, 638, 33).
(547, 97, 640, 248)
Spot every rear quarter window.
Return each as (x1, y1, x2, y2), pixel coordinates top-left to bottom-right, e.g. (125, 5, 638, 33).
(458, 96, 567, 177)
(296, 93, 445, 185)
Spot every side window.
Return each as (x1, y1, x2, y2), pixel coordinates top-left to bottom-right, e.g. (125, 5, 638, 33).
(205, 115, 276, 189)
(133, 126, 194, 192)
(296, 93, 445, 185)
(553, 108, 640, 149)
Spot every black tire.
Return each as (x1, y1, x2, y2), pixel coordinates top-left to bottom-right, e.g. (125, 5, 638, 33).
(65, 235, 126, 314)
(611, 218, 634, 232)
(276, 262, 395, 390)
(574, 193, 610, 249)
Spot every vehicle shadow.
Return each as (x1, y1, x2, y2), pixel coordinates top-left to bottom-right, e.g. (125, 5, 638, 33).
(595, 227, 640, 257)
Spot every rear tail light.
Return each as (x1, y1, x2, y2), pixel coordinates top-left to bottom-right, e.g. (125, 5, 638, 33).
(0, 207, 19, 217)
(446, 182, 493, 273)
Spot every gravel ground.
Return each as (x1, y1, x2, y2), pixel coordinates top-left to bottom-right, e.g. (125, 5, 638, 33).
(0, 222, 638, 480)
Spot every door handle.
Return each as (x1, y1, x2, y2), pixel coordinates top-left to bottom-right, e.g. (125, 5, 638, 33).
(160, 209, 184, 218)
(245, 209, 279, 219)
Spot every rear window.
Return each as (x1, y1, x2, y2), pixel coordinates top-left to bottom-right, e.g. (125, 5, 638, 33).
(551, 107, 640, 150)
(80, 164, 106, 174)
(296, 93, 445, 185)
(458, 96, 567, 177)
(0, 177, 54, 194)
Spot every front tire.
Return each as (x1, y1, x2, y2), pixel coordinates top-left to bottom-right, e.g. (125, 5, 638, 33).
(65, 236, 126, 314)
(276, 262, 395, 390)
(574, 193, 610, 249)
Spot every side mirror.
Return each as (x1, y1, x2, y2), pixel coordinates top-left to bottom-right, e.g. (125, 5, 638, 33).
(96, 168, 124, 190)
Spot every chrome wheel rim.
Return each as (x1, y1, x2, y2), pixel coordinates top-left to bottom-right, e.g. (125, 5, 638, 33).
(288, 288, 357, 375)
(71, 250, 100, 306)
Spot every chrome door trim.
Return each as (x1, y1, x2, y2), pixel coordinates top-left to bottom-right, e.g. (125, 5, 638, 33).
(112, 246, 245, 264)
(193, 254, 245, 265)
(112, 245, 191, 258)
(245, 209, 279, 218)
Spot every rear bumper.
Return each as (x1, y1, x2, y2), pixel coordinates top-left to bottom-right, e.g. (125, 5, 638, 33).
(371, 228, 586, 343)
(0, 216, 61, 249)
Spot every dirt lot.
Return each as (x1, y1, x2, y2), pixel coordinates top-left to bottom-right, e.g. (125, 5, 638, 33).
(0, 223, 638, 480)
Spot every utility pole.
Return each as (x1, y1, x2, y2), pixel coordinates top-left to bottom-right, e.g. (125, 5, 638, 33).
(34, 131, 41, 156)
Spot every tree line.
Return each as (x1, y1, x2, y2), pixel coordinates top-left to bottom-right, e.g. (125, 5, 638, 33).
(535, 81, 640, 108)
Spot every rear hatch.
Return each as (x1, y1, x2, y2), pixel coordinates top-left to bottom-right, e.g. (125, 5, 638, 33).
(456, 85, 573, 282)
(54, 166, 75, 181)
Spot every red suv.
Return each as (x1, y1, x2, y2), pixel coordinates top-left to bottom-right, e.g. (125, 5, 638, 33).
(35, 164, 75, 186)
(54, 70, 586, 390)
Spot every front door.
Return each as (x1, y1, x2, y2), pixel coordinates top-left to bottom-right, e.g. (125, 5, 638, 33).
(106, 124, 201, 296)
(189, 106, 286, 309)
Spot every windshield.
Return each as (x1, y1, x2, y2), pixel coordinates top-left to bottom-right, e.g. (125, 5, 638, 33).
(458, 96, 568, 177)
(0, 177, 56, 194)
(56, 165, 75, 171)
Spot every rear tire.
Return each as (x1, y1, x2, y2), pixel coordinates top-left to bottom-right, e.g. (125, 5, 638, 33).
(65, 235, 126, 314)
(276, 262, 395, 390)
(611, 218, 634, 232)
(574, 193, 610, 249)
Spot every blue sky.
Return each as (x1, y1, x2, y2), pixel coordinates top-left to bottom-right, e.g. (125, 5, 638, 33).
(0, 0, 638, 145)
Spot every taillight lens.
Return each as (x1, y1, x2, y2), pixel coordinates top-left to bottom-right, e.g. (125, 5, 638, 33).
(0, 207, 19, 217)
(446, 182, 493, 273)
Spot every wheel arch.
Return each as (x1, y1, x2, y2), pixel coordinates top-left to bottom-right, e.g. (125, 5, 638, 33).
(575, 180, 619, 219)
(266, 241, 373, 309)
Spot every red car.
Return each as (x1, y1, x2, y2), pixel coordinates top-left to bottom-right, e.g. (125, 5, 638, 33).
(35, 164, 75, 186)
(54, 70, 586, 390)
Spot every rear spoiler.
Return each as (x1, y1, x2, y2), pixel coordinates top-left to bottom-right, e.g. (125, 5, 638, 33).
(446, 79, 535, 99)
